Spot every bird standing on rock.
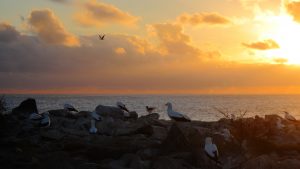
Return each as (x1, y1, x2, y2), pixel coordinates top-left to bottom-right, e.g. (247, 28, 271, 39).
(39, 111, 51, 128)
(146, 106, 156, 114)
(204, 137, 221, 165)
(284, 111, 297, 121)
(116, 102, 129, 112)
(165, 102, 191, 122)
(64, 103, 79, 113)
(89, 119, 98, 134)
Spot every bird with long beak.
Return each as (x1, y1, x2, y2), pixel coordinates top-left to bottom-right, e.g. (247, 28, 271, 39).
(116, 101, 129, 112)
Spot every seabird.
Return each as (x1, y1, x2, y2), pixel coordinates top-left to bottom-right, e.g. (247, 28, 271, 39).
(64, 103, 79, 112)
(91, 111, 101, 121)
(39, 111, 50, 128)
(276, 118, 285, 129)
(204, 137, 221, 165)
(165, 102, 191, 122)
(146, 106, 156, 114)
(99, 34, 105, 40)
(116, 101, 129, 112)
(284, 111, 297, 121)
(89, 119, 98, 134)
(29, 112, 43, 120)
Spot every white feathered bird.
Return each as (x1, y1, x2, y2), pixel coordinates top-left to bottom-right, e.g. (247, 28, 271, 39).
(39, 111, 50, 128)
(89, 119, 98, 134)
(204, 137, 221, 164)
(165, 102, 191, 122)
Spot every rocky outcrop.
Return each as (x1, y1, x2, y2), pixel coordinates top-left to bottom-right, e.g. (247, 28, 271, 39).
(3, 98, 300, 169)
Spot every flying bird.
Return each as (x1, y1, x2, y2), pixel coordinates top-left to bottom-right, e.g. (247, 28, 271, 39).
(284, 111, 297, 121)
(64, 103, 79, 113)
(165, 102, 191, 122)
(204, 137, 221, 165)
(146, 106, 156, 114)
(99, 34, 105, 40)
(116, 101, 129, 112)
(39, 111, 51, 128)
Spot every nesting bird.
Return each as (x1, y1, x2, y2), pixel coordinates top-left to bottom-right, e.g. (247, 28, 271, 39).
(284, 111, 297, 121)
(64, 103, 79, 113)
(29, 112, 43, 120)
(165, 102, 191, 122)
(204, 137, 221, 165)
(146, 106, 156, 114)
(39, 111, 51, 128)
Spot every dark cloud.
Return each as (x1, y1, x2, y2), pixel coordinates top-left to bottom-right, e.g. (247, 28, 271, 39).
(75, 0, 139, 27)
(0, 22, 20, 42)
(178, 13, 231, 26)
(286, 1, 300, 22)
(242, 39, 280, 50)
(28, 9, 79, 46)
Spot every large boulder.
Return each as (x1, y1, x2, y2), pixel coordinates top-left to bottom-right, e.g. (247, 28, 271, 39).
(95, 105, 125, 120)
(12, 98, 38, 119)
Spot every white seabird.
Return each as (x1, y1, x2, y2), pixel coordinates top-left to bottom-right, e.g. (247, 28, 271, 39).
(146, 106, 156, 114)
(29, 112, 43, 120)
(91, 111, 101, 121)
(64, 103, 79, 112)
(204, 137, 221, 165)
(276, 118, 285, 129)
(116, 101, 129, 112)
(165, 102, 191, 122)
(284, 111, 297, 121)
(89, 119, 98, 134)
(39, 111, 50, 128)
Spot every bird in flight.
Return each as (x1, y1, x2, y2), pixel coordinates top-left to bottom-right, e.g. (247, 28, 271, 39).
(99, 34, 105, 40)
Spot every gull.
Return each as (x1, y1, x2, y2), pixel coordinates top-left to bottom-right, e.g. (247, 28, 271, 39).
(204, 137, 221, 165)
(89, 119, 98, 134)
(165, 102, 191, 122)
(29, 112, 43, 120)
(146, 106, 156, 114)
(284, 111, 297, 121)
(99, 34, 105, 40)
(116, 101, 129, 112)
(39, 111, 50, 128)
(64, 103, 79, 113)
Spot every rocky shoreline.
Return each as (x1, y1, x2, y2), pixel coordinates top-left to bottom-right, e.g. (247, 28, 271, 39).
(1, 98, 300, 169)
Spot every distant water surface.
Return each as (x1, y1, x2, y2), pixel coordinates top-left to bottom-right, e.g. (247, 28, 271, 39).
(3, 94, 300, 121)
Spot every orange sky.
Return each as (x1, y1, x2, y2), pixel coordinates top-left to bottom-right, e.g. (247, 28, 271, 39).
(1, 0, 300, 94)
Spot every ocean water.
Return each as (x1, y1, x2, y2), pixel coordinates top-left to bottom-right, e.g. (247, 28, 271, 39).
(3, 94, 300, 121)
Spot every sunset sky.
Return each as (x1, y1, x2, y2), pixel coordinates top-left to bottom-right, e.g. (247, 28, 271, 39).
(1, 0, 300, 94)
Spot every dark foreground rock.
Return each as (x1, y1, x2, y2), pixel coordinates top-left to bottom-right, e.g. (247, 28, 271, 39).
(2, 101, 300, 169)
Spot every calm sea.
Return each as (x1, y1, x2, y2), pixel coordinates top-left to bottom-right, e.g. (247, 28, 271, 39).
(3, 94, 300, 121)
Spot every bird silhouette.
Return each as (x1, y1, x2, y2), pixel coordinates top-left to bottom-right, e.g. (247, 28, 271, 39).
(99, 34, 105, 40)
(146, 106, 156, 114)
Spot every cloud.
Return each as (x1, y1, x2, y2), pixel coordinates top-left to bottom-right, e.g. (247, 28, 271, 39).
(273, 57, 288, 64)
(178, 13, 231, 26)
(75, 0, 139, 27)
(49, 0, 68, 3)
(286, 1, 300, 22)
(28, 9, 79, 46)
(115, 47, 126, 55)
(242, 39, 280, 50)
(148, 23, 201, 59)
(0, 22, 20, 43)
